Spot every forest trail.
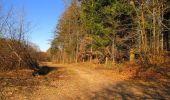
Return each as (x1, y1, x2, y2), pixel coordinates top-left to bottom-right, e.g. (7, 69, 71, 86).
(0, 62, 170, 100)
(32, 63, 119, 100)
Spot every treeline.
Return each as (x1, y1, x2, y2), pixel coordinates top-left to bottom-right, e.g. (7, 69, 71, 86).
(50, 0, 170, 65)
(0, 6, 40, 71)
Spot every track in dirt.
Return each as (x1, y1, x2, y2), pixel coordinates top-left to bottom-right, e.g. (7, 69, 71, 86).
(0, 63, 170, 100)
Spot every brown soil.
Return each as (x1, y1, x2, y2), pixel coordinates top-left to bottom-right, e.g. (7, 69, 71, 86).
(0, 62, 170, 100)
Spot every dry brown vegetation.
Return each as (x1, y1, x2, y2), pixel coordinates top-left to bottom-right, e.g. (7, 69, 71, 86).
(0, 0, 170, 99)
(0, 63, 169, 100)
(0, 6, 42, 71)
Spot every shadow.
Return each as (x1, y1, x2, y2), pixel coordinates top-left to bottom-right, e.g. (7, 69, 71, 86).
(157, 62, 170, 79)
(89, 80, 170, 100)
(32, 66, 58, 76)
(134, 63, 170, 82)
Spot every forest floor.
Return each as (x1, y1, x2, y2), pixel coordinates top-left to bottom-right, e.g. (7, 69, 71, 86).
(0, 62, 170, 100)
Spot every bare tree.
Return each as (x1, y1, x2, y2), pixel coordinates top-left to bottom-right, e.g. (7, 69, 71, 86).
(0, 6, 39, 71)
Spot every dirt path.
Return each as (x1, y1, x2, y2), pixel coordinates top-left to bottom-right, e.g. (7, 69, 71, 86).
(0, 63, 170, 100)
(32, 64, 116, 100)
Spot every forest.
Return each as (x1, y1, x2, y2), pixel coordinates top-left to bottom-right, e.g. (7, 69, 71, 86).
(0, 0, 170, 99)
(50, 0, 170, 66)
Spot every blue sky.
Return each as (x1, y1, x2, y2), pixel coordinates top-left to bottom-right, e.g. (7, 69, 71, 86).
(2, 0, 65, 51)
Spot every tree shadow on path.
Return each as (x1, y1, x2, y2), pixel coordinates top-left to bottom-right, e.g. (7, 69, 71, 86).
(89, 80, 170, 100)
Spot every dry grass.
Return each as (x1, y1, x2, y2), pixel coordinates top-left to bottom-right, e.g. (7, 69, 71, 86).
(0, 62, 170, 100)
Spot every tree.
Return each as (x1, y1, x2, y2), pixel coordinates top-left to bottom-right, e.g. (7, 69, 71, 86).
(81, 0, 137, 63)
(132, 0, 170, 65)
(0, 6, 39, 70)
(51, 0, 170, 65)
(51, 0, 83, 63)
